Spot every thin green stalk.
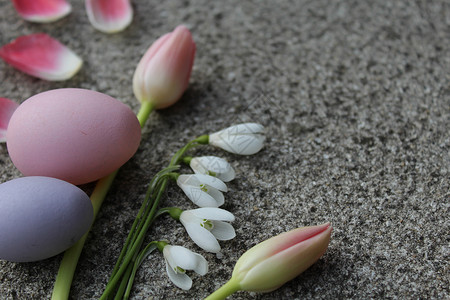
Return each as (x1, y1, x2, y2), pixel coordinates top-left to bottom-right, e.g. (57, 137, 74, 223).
(109, 166, 178, 279)
(204, 279, 241, 300)
(100, 131, 210, 298)
(114, 263, 134, 300)
(51, 102, 154, 300)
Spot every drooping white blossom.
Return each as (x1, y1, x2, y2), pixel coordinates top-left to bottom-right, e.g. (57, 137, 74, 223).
(179, 207, 236, 253)
(177, 174, 227, 207)
(162, 245, 208, 290)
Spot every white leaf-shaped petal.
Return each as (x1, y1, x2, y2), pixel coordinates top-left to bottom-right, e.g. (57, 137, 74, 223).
(188, 207, 235, 222)
(180, 186, 220, 207)
(194, 174, 227, 191)
(165, 260, 192, 290)
(183, 223, 221, 253)
(190, 156, 235, 182)
(209, 123, 265, 155)
(206, 188, 224, 207)
(167, 246, 205, 273)
(211, 221, 236, 241)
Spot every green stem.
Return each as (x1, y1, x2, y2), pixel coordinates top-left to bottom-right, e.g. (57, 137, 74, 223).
(204, 278, 241, 300)
(51, 102, 154, 300)
(51, 171, 117, 300)
(136, 101, 155, 127)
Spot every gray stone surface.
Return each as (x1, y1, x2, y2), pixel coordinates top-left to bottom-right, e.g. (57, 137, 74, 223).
(0, 0, 449, 299)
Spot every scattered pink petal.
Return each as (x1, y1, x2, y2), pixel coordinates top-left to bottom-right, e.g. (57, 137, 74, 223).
(85, 0, 133, 33)
(0, 98, 19, 143)
(0, 33, 83, 81)
(11, 0, 72, 23)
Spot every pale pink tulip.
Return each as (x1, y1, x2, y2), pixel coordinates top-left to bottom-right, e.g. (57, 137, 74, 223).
(0, 33, 82, 81)
(133, 25, 196, 109)
(85, 0, 133, 33)
(0, 98, 19, 143)
(11, 0, 71, 23)
(233, 223, 332, 292)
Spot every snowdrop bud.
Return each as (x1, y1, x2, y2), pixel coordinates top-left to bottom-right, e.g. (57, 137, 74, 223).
(232, 223, 332, 292)
(133, 25, 196, 109)
(209, 123, 265, 155)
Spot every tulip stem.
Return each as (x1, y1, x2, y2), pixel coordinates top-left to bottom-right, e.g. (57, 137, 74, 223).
(51, 102, 155, 300)
(51, 171, 118, 300)
(205, 278, 241, 300)
(137, 101, 155, 127)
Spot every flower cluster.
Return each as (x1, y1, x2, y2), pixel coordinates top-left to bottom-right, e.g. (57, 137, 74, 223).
(99, 123, 266, 297)
(160, 123, 265, 287)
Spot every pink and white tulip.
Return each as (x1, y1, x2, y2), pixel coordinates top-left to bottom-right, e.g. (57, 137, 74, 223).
(0, 33, 82, 81)
(85, 0, 133, 33)
(232, 223, 332, 292)
(133, 25, 196, 109)
(0, 98, 19, 143)
(206, 223, 332, 299)
(11, 0, 71, 23)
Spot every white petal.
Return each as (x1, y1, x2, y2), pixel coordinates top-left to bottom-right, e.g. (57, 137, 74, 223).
(180, 186, 220, 207)
(188, 207, 235, 222)
(165, 260, 192, 290)
(183, 223, 221, 253)
(211, 123, 264, 137)
(193, 174, 227, 192)
(206, 188, 224, 207)
(192, 255, 208, 275)
(167, 246, 208, 275)
(191, 156, 235, 182)
(228, 123, 265, 134)
(177, 174, 200, 187)
(209, 123, 265, 155)
(211, 221, 236, 241)
(217, 167, 236, 182)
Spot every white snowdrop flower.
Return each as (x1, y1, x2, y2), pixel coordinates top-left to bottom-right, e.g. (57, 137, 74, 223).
(190, 156, 236, 182)
(162, 245, 208, 290)
(209, 123, 265, 155)
(179, 208, 236, 253)
(177, 174, 227, 207)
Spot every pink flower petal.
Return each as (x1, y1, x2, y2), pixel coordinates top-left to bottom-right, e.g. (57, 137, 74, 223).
(85, 0, 133, 33)
(0, 33, 83, 81)
(12, 0, 72, 23)
(0, 98, 19, 143)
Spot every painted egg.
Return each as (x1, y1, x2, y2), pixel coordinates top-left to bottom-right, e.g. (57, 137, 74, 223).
(0, 176, 93, 262)
(6, 88, 141, 185)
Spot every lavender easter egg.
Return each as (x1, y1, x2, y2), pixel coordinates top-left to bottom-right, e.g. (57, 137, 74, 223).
(6, 88, 141, 185)
(0, 176, 93, 262)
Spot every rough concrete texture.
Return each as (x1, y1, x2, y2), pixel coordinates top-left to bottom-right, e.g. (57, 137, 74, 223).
(0, 0, 449, 299)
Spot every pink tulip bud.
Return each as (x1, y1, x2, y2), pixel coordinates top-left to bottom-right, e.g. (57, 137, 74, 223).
(232, 223, 332, 292)
(132, 25, 196, 109)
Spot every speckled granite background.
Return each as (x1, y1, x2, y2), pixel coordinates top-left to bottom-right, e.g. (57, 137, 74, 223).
(0, 0, 449, 299)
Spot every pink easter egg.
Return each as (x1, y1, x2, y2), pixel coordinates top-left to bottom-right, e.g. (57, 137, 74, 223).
(6, 88, 141, 185)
